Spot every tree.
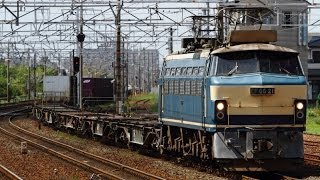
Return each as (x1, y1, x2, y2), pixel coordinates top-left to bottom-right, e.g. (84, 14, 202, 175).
(0, 63, 58, 98)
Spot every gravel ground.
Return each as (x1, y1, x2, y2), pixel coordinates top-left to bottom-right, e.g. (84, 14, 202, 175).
(304, 134, 320, 156)
(302, 134, 320, 180)
(0, 129, 93, 179)
(13, 117, 227, 180)
(304, 134, 320, 142)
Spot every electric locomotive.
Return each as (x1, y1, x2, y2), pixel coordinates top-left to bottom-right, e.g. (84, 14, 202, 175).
(158, 30, 307, 171)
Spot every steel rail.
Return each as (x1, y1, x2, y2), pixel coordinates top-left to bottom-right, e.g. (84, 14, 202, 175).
(0, 116, 124, 180)
(304, 140, 320, 147)
(305, 154, 320, 164)
(7, 116, 165, 180)
(0, 164, 23, 180)
(242, 172, 300, 180)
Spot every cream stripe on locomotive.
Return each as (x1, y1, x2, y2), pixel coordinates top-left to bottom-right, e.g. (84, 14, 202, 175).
(210, 85, 307, 115)
(160, 118, 304, 128)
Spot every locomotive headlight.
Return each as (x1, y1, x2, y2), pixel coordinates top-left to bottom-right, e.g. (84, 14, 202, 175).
(215, 100, 228, 122)
(216, 102, 225, 110)
(296, 102, 304, 110)
(294, 100, 306, 123)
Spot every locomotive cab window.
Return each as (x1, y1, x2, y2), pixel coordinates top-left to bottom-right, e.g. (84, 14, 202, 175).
(258, 51, 303, 75)
(216, 50, 303, 76)
(216, 52, 257, 76)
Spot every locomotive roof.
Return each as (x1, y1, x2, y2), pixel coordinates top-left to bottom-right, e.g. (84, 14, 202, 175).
(211, 43, 298, 55)
(165, 49, 211, 61)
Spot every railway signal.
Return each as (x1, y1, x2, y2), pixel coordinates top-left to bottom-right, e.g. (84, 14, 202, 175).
(73, 56, 80, 74)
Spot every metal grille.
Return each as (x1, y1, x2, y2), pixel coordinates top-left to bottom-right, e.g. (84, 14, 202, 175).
(191, 80, 196, 95)
(174, 80, 179, 94)
(180, 80, 185, 95)
(163, 80, 169, 94)
(197, 80, 202, 95)
(185, 80, 190, 95)
(169, 81, 174, 94)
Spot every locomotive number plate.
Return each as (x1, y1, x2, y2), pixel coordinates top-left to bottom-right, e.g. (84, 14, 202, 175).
(250, 88, 275, 95)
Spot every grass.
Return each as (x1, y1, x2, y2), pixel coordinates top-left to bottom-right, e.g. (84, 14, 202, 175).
(54, 130, 87, 146)
(306, 108, 320, 135)
(127, 93, 158, 113)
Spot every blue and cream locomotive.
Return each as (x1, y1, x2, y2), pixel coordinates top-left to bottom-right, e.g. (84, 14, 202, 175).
(158, 30, 307, 171)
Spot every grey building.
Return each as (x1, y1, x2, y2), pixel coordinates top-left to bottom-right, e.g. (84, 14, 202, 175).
(219, 0, 309, 75)
(83, 46, 159, 93)
(308, 35, 320, 100)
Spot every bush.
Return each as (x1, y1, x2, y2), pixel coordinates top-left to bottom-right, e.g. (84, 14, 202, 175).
(307, 108, 320, 118)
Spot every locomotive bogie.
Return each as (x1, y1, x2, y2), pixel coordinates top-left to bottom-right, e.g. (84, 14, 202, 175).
(160, 125, 211, 159)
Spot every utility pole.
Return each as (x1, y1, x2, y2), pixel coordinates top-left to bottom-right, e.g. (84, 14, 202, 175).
(58, 53, 61, 75)
(217, 7, 224, 44)
(147, 50, 150, 92)
(122, 38, 126, 103)
(115, 0, 123, 114)
(143, 49, 145, 92)
(33, 52, 36, 99)
(28, 49, 31, 100)
(151, 52, 154, 88)
(6, 44, 10, 103)
(204, 2, 210, 36)
(168, 27, 173, 54)
(43, 51, 47, 78)
(77, 0, 85, 110)
(138, 52, 141, 93)
(133, 51, 136, 95)
(125, 40, 129, 99)
(5, 59, 10, 103)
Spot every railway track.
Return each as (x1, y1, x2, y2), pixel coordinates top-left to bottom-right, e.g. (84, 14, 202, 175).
(241, 172, 300, 180)
(0, 100, 35, 111)
(305, 154, 320, 165)
(0, 113, 165, 180)
(304, 140, 320, 165)
(0, 164, 23, 180)
(304, 140, 320, 147)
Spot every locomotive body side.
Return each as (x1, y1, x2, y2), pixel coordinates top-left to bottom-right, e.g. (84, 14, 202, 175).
(159, 43, 307, 171)
(159, 50, 209, 131)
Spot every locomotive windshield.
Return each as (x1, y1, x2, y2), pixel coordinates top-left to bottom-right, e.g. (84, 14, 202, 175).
(216, 50, 303, 76)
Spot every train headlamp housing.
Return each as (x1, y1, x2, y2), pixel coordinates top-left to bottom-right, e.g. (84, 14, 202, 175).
(215, 100, 228, 122)
(296, 102, 304, 110)
(216, 102, 225, 110)
(294, 100, 306, 124)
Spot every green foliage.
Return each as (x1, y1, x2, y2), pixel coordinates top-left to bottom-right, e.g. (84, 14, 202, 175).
(306, 108, 320, 135)
(0, 63, 58, 99)
(0, 77, 6, 97)
(0, 64, 8, 97)
(127, 93, 158, 113)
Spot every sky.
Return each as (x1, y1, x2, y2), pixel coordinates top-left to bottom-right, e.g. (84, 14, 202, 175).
(0, 1, 320, 65)
(309, 4, 320, 33)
